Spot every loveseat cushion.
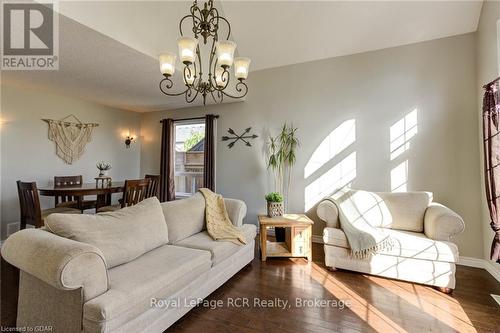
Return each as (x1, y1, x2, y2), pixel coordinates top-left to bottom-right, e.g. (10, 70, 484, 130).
(83, 244, 211, 333)
(174, 224, 256, 266)
(323, 227, 458, 263)
(161, 192, 206, 243)
(332, 190, 432, 232)
(375, 191, 432, 232)
(45, 197, 169, 268)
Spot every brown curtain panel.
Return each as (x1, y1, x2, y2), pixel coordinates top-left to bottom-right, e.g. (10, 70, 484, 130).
(160, 118, 175, 202)
(483, 82, 500, 263)
(204, 114, 217, 191)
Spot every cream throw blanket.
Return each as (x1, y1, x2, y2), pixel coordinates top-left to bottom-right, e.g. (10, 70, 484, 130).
(326, 188, 393, 259)
(199, 188, 246, 245)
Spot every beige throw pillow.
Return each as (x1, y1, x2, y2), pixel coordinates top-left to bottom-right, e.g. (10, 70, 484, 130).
(161, 192, 206, 243)
(45, 197, 169, 268)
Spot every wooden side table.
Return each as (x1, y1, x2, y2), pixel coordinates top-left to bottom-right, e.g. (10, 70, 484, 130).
(258, 214, 314, 261)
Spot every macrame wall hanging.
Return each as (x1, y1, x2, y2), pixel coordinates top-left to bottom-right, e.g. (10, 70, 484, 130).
(42, 114, 99, 164)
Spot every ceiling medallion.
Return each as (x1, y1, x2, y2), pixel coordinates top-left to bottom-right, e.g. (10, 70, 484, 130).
(158, 0, 250, 105)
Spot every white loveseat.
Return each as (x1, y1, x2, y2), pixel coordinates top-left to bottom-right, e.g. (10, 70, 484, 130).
(317, 190, 464, 289)
(2, 194, 255, 333)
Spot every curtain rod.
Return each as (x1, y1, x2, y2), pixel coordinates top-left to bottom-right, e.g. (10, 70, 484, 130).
(160, 114, 219, 123)
(159, 115, 219, 123)
(484, 76, 500, 89)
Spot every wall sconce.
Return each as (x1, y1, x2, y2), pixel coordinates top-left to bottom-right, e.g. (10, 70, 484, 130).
(124, 136, 134, 148)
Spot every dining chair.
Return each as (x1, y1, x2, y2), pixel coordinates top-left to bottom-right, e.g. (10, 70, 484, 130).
(97, 178, 151, 213)
(17, 181, 81, 229)
(54, 175, 97, 211)
(145, 174, 160, 198)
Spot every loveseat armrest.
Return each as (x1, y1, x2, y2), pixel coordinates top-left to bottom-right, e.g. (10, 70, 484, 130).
(224, 198, 247, 227)
(424, 203, 465, 241)
(317, 200, 340, 229)
(1, 228, 108, 301)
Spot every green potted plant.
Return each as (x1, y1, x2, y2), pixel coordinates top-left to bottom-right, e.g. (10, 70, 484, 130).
(96, 161, 112, 177)
(265, 192, 284, 218)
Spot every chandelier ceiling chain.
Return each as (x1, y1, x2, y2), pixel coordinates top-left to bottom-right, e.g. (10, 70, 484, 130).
(158, 0, 251, 105)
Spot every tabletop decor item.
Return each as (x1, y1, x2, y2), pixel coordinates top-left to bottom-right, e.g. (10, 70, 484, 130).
(265, 191, 285, 241)
(42, 114, 99, 164)
(95, 176, 112, 188)
(265, 192, 284, 218)
(96, 161, 112, 177)
(222, 127, 258, 148)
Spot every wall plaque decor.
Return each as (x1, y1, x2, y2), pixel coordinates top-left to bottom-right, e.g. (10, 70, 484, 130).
(42, 114, 99, 164)
(222, 127, 258, 148)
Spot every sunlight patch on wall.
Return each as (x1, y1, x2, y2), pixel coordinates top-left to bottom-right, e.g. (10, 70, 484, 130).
(304, 119, 356, 178)
(304, 152, 356, 211)
(391, 160, 408, 192)
(390, 109, 418, 160)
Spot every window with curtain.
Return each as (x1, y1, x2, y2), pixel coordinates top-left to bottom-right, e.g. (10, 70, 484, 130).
(174, 121, 205, 198)
(160, 115, 217, 201)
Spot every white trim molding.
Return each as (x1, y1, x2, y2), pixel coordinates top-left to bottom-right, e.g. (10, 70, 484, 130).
(484, 260, 500, 282)
(313, 234, 500, 283)
(460, 257, 500, 283)
(458, 256, 485, 268)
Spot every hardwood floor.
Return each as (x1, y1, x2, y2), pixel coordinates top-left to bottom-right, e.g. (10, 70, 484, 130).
(2, 242, 499, 332)
(167, 243, 500, 333)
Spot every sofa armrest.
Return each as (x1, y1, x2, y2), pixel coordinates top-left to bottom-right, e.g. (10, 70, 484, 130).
(224, 198, 247, 227)
(317, 200, 340, 228)
(1, 229, 108, 301)
(424, 203, 465, 241)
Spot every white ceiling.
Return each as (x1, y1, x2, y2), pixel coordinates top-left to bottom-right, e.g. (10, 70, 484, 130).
(2, 1, 484, 112)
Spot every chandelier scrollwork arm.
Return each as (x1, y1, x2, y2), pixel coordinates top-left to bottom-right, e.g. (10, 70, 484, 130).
(222, 80, 248, 99)
(159, 77, 190, 96)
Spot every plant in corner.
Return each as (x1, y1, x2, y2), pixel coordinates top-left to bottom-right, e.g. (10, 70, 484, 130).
(267, 123, 300, 241)
(96, 161, 112, 177)
(265, 192, 284, 218)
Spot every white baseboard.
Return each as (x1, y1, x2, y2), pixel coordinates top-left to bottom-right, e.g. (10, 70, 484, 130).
(484, 259, 500, 282)
(458, 256, 485, 268)
(313, 235, 500, 283)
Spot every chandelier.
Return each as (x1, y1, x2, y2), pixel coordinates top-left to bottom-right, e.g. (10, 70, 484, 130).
(158, 0, 250, 105)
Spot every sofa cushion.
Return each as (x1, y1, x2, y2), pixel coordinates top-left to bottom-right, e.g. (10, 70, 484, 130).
(45, 197, 168, 268)
(332, 190, 431, 232)
(174, 224, 256, 266)
(83, 245, 211, 333)
(375, 191, 432, 232)
(323, 227, 458, 263)
(161, 192, 206, 243)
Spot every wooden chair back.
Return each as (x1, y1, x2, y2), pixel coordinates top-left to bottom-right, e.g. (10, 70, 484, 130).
(54, 175, 83, 207)
(145, 174, 160, 199)
(121, 179, 151, 208)
(16, 181, 42, 229)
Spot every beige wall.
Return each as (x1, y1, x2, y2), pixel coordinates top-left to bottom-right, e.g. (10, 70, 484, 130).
(141, 33, 483, 258)
(476, 0, 500, 261)
(0, 84, 142, 239)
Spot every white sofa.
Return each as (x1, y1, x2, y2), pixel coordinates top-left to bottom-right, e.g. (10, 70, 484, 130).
(2, 193, 255, 333)
(317, 190, 465, 290)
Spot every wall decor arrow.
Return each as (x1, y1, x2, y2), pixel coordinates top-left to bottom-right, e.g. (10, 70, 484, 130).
(221, 127, 258, 148)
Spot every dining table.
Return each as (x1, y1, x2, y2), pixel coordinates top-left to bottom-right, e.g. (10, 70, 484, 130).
(38, 181, 125, 210)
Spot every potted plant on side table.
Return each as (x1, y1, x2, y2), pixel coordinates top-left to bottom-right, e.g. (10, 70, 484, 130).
(265, 192, 285, 241)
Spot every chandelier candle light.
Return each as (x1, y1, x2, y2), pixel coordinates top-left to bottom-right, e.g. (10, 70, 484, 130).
(158, 0, 251, 105)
